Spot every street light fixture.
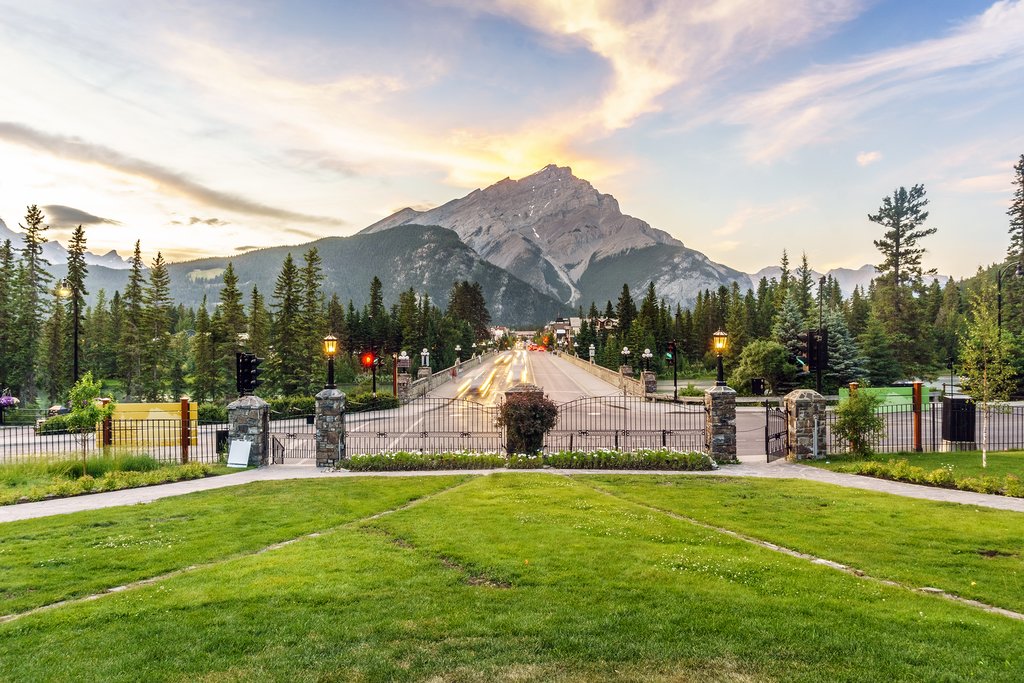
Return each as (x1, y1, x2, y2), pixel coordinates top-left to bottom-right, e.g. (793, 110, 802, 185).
(573, 341, 578, 356)
(621, 346, 631, 367)
(712, 329, 728, 386)
(642, 347, 653, 371)
(472, 342, 477, 357)
(455, 344, 462, 363)
(589, 343, 595, 364)
(322, 334, 338, 389)
(421, 347, 430, 367)
(56, 280, 81, 384)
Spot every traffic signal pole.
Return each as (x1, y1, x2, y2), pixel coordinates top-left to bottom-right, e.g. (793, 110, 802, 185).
(672, 339, 678, 401)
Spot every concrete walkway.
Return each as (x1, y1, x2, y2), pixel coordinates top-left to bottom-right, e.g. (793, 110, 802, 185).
(2, 457, 1022, 523)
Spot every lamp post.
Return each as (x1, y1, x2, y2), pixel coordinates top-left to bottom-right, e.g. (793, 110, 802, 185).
(472, 341, 477, 358)
(573, 341, 578, 357)
(421, 347, 430, 367)
(455, 344, 462, 363)
(712, 329, 728, 386)
(589, 343, 595, 365)
(997, 263, 1021, 334)
(621, 346, 631, 370)
(57, 280, 81, 384)
(642, 347, 653, 371)
(322, 334, 338, 389)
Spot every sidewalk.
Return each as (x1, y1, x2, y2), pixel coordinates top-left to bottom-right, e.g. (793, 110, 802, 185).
(2, 458, 1022, 524)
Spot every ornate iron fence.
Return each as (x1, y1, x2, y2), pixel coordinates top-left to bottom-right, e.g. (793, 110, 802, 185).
(344, 398, 503, 455)
(543, 395, 706, 454)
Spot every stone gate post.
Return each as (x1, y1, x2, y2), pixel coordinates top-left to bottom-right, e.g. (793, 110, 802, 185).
(784, 389, 827, 460)
(227, 395, 270, 467)
(704, 384, 737, 463)
(315, 388, 346, 468)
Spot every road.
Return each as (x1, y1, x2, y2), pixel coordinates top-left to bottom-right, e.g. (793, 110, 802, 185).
(427, 349, 621, 404)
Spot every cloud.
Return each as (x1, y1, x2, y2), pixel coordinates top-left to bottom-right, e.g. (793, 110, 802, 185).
(714, 200, 807, 237)
(0, 122, 346, 226)
(725, 1, 1024, 162)
(42, 204, 121, 227)
(188, 216, 228, 226)
(856, 151, 882, 167)
(946, 172, 1012, 193)
(234, 245, 262, 252)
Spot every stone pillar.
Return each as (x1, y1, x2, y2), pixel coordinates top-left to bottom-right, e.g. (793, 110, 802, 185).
(704, 385, 737, 463)
(641, 371, 657, 395)
(315, 388, 346, 468)
(785, 389, 827, 460)
(396, 375, 411, 403)
(417, 366, 431, 379)
(619, 364, 633, 378)
(227, 395, 270, 467)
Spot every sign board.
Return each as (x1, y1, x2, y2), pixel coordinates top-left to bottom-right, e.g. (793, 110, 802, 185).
(226, 440, 251, 468)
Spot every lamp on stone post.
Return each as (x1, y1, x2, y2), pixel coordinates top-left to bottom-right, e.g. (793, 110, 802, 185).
(322, 334, 338, 389)
(642, 348, 653, 371)
(712, 329, 728, 386)
(421, 347, 430, 367)
(573, 341, 578, 357)
(589, 343, 595, 365)
(455, 344, 462, 363)
(472, 341, 477, 358)
(56, 280, 81, 383)
(621, 346, 631, 371)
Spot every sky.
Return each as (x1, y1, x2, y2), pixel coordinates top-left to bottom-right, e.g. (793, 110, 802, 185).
(0, 0, 1022, 278)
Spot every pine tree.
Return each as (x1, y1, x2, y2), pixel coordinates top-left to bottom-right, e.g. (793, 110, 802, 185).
(214, 262, 247, 394)
(191, 298, 217, 403)
(141, 252, 172, 400)
(1005, 154, 1024, 334)
(120, 241, 146, 398)
(774, 250, 791, 309)
(858, 315, 902, 386)
(64, 224, 88, 385)
(845, 286, 870, 337)
(822, 308, 865, 392)
(615, 283, 637, 332)
(0, 240, 16, 391)
(298, 249, 325, 387)
(772, 290, 806, 360)
(39, 286, 69, 403)
(247, 286, 272, 357)
(13, 205, 52, 402)
(271, 253, 304, 396)
(795, 252, 814, 320)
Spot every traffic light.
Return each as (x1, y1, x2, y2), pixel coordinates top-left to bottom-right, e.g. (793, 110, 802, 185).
(235, 352, 264, 396)
(796, 329, 815, 372)
(360, 351, 375, 369)
(750, 377, 765, 395)
(815, 328, 829, 371)
(665, 340, 675, 361)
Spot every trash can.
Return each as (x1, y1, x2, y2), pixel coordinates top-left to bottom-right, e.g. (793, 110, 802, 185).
(942, 395, 975, 442)
(215, 429, 230, 454)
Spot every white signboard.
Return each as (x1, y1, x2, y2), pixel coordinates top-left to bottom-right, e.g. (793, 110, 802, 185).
(226, 440, 252, 468)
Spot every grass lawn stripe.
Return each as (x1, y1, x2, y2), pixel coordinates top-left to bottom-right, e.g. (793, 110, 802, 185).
(0, 475, 471, 615)
(581, 474, 1024, 614)
(572, 473, 1024, 622)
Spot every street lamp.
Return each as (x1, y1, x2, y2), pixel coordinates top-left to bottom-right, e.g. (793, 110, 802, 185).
(621, 346, 631, 370)
(421, 347, 430, 367)
(712, 329, 728, 386)
(589, 343, 595, 364)
(573, 341, 578, 356)
(642, 348, 653, 371)
(56, 280, 81, 383)
(472, 341, 477, 357)
(322, 334, 338, 389)
(997, 263, 1021, 334)
(455, 344, 462, 363)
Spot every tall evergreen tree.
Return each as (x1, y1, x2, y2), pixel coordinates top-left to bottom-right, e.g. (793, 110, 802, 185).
(795, 252, 814, 320)
(298, 249, 325, 387)
(247, 285, 272, 357)
(1004, 154, 1024, 334)
(271, 253, 305, 396)
(0, 240, 16, 391)
(214, 262, 247, 394)
(39, 287, 69, 403)
(120, 241, 146, 398)
(64, 224, 88, 385)
(141, 252, 173, 400)
(13, 205, 52, 402)
(772, 290, 806, 361)
(191, 297, 217, 403)
(615, 283, 637, 333)
(857, 315, 902, 386)
(822, 308, 865, 392)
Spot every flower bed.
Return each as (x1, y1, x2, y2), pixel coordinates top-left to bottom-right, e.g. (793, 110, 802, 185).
(835, 459, 1024, 498)
(343, 448, 715, 472)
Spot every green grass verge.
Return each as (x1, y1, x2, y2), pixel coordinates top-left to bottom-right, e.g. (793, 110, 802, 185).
(582, 475, 1024, 613)
(0, 454, 234, 506)
(0, 476, 468, 613)
(810, 451, 1024, 497)
(0, 474, 1022, 681)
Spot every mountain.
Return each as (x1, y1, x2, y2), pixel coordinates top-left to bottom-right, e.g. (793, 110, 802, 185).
(748, 264, 949, 297)
(49, 226, 567, 327)
(0, 217, 130, 269)
(360, 164, 748, 308)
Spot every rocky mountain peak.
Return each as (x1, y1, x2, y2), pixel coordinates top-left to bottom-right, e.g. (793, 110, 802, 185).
(359, 164, 685, 304)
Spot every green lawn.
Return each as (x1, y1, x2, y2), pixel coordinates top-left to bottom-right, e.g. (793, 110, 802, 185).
(815, 450, 1024, 479)
(1, 474, 1022, 681)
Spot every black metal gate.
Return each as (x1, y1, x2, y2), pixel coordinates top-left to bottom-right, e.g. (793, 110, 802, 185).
(545, 395, 706, 453)
(766, 400, 788, 462)
(269, 414, 316, 463)
(344, 398, 503, 455)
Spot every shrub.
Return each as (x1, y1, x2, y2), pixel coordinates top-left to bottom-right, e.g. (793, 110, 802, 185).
(832, 391, 885, 456)
(346, 392, 400, 412)
(844, 458, 1024, 498)
(198, 403, 228, 424)
(345, 451, 504, 472)
(36, 414, 71, 434)
(496, 389, 557, 454)
(268, 396, 316, 418)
